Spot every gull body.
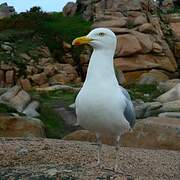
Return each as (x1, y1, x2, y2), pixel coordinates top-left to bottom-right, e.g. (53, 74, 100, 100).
(72, 28, 135, 170)
(76, 48, 130, 136)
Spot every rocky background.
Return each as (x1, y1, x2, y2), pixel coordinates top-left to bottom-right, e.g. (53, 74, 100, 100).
(1, 0, 180, 88)
(0, 2, 16, 19)
(0, 1, 180, 179)
(64, 0, 180, 84)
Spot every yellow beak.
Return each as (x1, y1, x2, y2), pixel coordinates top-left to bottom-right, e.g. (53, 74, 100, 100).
(72, 36, 93, 46)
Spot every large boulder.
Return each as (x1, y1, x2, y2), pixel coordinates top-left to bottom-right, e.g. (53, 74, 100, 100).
(158, 79, 180, 92)
(49, 63, 78, 84)
(44, 64, 57, 77)
(138, 70, 169, 85)
(159, 100, 180, 112)
(157, 83, 180, 103)
(30, 73, 48, 86)
(93, 17, 127, 28)
(8, 90, 31, 112)
(0, 3, 16, 19)
(115, 54, 177, 72)
(133, 15, 147, 26)
(170, 22, 180, 40)
(174, 42, 180, 57)
(64, 129, 113, 145)
(161, 40, 177, 70)
(122, 71, 148, 84)
(121, 117, 180, 150)
(75, 0, 155, 21)
(111, 0, 142, 11)
(0, 86, 39, 117)
(64, 117, 180, 151)
(116, 34, 142, 56)
(22, 101, 40, 118)
(159, 112, 180, 118)
(130, 31, 153, 54)
(63, 2, 77, 17)
(135, 101, 162, 119)
(152, 42, 163, 53)
(0, 114, 45, 137)
(20, 79, 32, 91)
(138, 23, 156, 33)
(0, 85, 21, 102)
(49, 74, 69, 85)
(75, 0, 177, 83)
(56, 63, 78, 76)
(5, 70, 15, 86)
(1, 44, 13, 51)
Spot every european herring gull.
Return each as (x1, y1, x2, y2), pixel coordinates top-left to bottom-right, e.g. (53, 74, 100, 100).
(72, 28, 136, 170)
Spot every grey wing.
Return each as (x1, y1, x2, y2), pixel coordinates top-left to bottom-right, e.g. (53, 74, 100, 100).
(120, 86, 136, 128)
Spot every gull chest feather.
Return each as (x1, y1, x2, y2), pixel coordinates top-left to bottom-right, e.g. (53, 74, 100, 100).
(75, 84, 128, 135)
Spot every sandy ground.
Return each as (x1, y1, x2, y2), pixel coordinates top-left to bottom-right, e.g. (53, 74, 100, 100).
(0, 138, 180, 180)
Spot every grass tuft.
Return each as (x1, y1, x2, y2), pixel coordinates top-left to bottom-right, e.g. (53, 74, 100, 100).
(126, 84, 162, 102)
(0, 103, 17, 113)
(30, 90, 77, 138)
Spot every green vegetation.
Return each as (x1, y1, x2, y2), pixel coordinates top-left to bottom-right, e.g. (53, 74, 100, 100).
(126, 84, 161, 102)
(165, 6, 180, 14)
(0, 7, 92, 76)
(0, 30, 43, 76)
(126, 20, 135, 29)
(0, 6, 164, 138)
(157, 8, 176, 51)
(162, 28, 175, 50)
(0, 84, 161, 138)
(30, 89, 77, 138)
(0, 89, 77, 139)
(26, 84, 162, 138)
(0, 103, 17, 113)
(0, 7, 92, 43)
(41, 13, 92, 43)
(0, 7, 91, 139)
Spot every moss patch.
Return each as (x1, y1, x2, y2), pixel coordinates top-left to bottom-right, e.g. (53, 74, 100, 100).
(30, 90, 77, 139)
(126, 84, 161, 102)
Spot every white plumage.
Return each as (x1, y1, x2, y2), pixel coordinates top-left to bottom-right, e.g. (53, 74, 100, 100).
(72, 28, 135, 170)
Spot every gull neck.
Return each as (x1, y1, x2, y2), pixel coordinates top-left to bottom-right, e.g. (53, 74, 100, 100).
(84, 48, 118, 86)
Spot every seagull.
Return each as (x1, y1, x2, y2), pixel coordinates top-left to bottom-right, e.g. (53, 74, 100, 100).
(72, 28, 135, 170)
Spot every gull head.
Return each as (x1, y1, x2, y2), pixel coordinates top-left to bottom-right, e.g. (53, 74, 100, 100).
(72, 28, 117, 51)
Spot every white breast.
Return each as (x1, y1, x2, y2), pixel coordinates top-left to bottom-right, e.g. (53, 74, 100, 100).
(75, 84, 130, 136)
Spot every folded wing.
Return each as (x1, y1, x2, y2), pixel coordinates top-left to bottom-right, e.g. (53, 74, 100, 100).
(120, 86, 136, 128)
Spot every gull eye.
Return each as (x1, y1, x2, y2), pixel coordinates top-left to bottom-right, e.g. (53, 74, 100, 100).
(98, 32, 105, 36)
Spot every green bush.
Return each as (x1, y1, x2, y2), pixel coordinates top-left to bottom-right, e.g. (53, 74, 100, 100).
(40, 13, 91, 42)
(0, 8, 92, 43)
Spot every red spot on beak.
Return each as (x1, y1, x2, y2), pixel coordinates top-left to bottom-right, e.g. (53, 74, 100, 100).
(75, 42, 81, 46)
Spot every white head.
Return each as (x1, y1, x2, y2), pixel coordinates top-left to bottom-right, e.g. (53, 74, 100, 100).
(72, 28, 117, 52)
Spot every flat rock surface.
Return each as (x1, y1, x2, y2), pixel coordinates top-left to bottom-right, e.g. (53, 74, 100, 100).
(0, 138, 179, 180)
